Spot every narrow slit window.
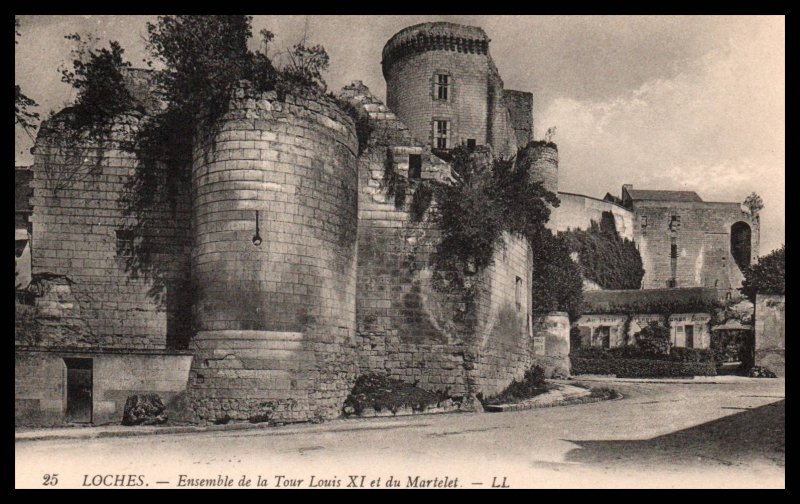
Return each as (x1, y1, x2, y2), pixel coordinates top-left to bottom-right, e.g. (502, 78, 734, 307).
(515, 276, 523, 312)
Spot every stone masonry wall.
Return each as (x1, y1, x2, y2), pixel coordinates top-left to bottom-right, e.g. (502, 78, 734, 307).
(15, 348, 191, 427)
(189, 83, 359, 422)
(473, 234, 544, 395)
(503, 89, 533, 147)
(343, 82, 538, 404)
(551, 192, 635, 240)
(353, 126, 472, 399)
(28, 113, 192, 350)
(754, 294, 785, 376)
(632, 201, 759, 291)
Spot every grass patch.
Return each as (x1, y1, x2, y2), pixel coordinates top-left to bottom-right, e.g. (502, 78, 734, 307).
(480, 365, 548, 407)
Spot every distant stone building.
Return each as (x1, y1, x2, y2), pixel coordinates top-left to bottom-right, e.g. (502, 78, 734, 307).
(617, 185, 759, 292)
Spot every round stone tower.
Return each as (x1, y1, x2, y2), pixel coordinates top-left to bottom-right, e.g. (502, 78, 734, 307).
(520, 141, 559, 195)
(189, 82, 359, 423)
(382, 22, 505, 152)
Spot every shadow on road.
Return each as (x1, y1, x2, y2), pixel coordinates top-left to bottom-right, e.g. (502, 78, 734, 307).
(564, 400, 784, 468)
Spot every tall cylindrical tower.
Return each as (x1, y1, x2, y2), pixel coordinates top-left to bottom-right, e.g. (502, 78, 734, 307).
(189, 82, 359, 423)
(382, 22, 503, 151)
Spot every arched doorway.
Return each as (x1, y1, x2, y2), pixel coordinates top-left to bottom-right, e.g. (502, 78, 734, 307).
(731, 221, 751, 272)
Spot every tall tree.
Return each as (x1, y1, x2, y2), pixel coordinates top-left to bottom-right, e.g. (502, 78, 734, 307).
(740, 244, 785, 302)
(15, 17, 39, 134)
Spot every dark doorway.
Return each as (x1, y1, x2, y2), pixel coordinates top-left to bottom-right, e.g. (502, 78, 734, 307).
(594, 326, 611, 349)
(64, 358, 93, 423)
(578, 326, 592, 348)
(731, 222, 752, 272)
(408, 154, 422, 180)
(685, 325, 694, 349)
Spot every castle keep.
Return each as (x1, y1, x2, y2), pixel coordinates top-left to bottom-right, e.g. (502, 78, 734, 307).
(15, 22, 759, 426)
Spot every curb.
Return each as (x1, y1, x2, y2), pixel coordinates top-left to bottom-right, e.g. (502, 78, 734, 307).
(483, 384, 620, 413)
(567, 376, 779, 385)
(15, 411, 474, 443)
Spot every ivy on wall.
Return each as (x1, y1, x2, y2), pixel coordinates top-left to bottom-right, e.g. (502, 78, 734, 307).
(561, 213, 644, 290)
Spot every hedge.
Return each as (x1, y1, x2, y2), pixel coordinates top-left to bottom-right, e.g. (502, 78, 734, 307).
(571, 357, 717, 378)
(571, 346, 714, 363)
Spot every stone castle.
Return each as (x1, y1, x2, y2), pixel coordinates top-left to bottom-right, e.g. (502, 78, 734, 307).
(15, 22, 759, 426)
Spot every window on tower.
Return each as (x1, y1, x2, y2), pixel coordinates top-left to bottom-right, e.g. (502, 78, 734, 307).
(435, 73, 449, 101)
(435, 120, 450, 149)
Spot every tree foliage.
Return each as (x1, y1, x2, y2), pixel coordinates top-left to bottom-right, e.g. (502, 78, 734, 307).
(740, 244, 785, 302)
(14, 17, 39, 133)
(633, 322, 671, 357)
(743, 192, 764, 216)
(561, 214, 644, 290)
(429, 146, 560, 273)
(530, 230, 584, 320)
(59, 34, 136, 134)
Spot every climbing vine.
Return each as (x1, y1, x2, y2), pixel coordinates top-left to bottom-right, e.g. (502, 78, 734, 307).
(561, 213, 644, 290)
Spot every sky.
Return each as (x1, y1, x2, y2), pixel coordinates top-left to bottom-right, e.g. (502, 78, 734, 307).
(15, 15, 785, 255)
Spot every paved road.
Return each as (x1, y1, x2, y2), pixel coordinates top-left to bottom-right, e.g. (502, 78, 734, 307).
(15, 378, 784, 489)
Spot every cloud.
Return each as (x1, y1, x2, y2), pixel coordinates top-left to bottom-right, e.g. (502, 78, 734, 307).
(539, 18, 784, 254)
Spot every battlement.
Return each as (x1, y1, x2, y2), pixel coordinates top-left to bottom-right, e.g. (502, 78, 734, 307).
(382, 22, 491, 77)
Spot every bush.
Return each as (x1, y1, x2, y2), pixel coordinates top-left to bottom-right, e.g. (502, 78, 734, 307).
(571, 357, 717, 378)
(481, 365, 547, 406)
(634, 322, 671, 357)
(589, 387, 621, 399)
(342, 374, 446, 416)
(571, 346, 613, 360)
(745, 366, 777, 378)
(122, 394, 167, 426)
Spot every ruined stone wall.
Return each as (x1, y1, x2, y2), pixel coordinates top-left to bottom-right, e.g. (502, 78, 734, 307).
(346, 81, 538, 402)
(754, 294, 785, 376)
(632, 201, 759, 290)
(28, 113, 192, 350)
(503, 89, 533, 147)
(487, 68, 518, 158)
(355, 144, 473, 398)
(189, 83, 359, 422)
